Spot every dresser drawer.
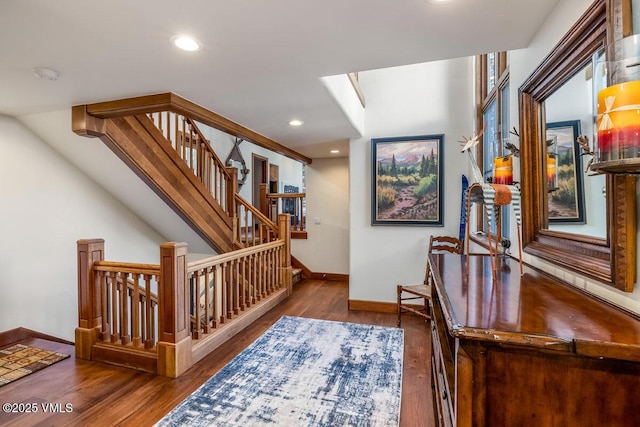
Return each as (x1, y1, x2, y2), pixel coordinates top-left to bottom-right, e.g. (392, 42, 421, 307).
(431, 357, 454, 427)
(431, 320, 454, 426)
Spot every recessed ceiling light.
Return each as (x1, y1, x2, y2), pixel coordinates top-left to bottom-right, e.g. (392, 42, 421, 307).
(330, 150, 340, 154)
(171, 35, 201, 51)
(426, 0, 450, 3)
(289, 119, 304, 126)
(32, 67, 59, 81)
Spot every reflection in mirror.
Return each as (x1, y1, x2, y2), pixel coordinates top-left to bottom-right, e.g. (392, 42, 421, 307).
(544, 60, 606, 238)
(519, 0, 637, 291)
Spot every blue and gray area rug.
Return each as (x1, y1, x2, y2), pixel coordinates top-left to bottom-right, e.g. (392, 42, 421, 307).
(155, 315, 404, 427)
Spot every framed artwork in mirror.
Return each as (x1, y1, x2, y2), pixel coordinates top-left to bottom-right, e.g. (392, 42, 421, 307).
(371, 134, 444, 226)
(546, 120, 586, 223)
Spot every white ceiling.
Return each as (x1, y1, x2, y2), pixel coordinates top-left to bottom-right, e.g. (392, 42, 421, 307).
(0, 0, 560, 159)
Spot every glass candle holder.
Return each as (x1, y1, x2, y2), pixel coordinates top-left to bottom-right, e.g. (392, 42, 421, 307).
(593, 34, 640, 172)
(546, 154, 557, 192)
(493, 156, 513, 185)
(546, 134, 558, 192)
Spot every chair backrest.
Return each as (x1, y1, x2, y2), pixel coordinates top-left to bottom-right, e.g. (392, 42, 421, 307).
(424, 235, 464, 284)
(429, 235, 463, 255)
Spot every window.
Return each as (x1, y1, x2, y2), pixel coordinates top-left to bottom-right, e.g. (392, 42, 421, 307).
(476, 52, 510, 242)
(487, 52, 497, 92)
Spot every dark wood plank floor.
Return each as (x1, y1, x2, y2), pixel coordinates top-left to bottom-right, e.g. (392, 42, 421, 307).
(0, 279, 435, 426)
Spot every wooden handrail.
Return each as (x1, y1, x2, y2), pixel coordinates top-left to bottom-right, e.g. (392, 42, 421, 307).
(145, 111, 234, 214)
(188, 239, 284, 272)
(185, 117, 233, 183)
(83, 92, 312, 165)
(235, 194, 279, 234)
(233, 193, 280, 247)
(93, 261, 160, 276)
(266, 192, 306, 199)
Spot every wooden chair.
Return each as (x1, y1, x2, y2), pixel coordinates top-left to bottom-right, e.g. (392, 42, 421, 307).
(397, 235, 463, 327)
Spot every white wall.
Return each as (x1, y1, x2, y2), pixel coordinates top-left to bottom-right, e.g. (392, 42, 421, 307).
(0, 115, 166, 341)
(349, 58, 474, 303)
(291, 157, 349, 274)
(510, 0, 640, 313)
(20, 110, 218, 257)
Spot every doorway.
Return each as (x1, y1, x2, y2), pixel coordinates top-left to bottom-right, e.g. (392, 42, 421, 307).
(252, 154, 268, 209)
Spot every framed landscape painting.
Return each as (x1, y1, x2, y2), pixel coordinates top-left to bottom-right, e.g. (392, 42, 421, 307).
(546, 120, 585, 223)
(371, 134, 444, 226)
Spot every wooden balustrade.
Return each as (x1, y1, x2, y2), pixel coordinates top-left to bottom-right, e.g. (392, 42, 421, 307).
(147, 111, 234, 213)
(188, 240, 285, 339)
(234, 193, 280, 247)
(75, 217, 292, 377)
(92, 261, 160, 349)
(260, 183, 307, 237)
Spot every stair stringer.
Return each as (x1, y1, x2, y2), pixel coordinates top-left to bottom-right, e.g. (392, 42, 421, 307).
(98, 114, 234, 253)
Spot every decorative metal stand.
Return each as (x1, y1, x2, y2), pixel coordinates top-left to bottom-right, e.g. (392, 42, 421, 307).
(464, 183, 523, 279)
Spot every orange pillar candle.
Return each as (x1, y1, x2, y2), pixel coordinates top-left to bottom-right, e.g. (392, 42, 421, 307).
(597, 80, 640, 161)
(547, 154, 557, 191)
(493, 156, 513, 185)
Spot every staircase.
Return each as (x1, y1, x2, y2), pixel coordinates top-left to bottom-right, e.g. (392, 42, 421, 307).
(292, 268, 303, 285)
(72, 93, 310, 377)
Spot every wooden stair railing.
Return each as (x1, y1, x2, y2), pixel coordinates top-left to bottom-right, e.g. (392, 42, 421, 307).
(144, 113, 285, 247)
(75, 215, 292, 377)
(73, 110, 235, 253)
(94, 261, 160, 349)
(259, 183, 307, 238)
(234, 193, 280, 247)
(146, 112, 235, 214)
(188, 240, 285, 338)
(72, 93, 312, 254)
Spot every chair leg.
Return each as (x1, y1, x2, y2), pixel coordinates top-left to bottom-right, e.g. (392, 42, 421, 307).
(397, 285, 402, 327)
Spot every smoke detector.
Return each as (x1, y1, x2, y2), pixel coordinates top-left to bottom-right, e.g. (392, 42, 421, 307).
(32, 67, 59, 81)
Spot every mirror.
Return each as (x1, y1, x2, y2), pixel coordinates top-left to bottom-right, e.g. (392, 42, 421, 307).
(519, 0, 637, 291)
(544, 61, 607, 238)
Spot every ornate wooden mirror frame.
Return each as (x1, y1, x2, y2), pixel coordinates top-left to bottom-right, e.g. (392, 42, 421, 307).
(519, 0, 636, 291)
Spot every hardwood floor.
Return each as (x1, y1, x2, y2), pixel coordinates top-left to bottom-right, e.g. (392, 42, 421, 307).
(0, 279, 435, 426)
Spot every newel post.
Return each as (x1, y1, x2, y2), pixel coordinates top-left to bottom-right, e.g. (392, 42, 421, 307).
(226, 166, 238, 216)
(278, 214, 293, 295)
(75, 238, 105, 360)
(157, 242, 193, 378)
(260, 183, 269, 218)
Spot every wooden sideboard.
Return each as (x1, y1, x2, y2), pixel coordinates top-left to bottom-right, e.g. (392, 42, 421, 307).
(428, 254, 640, 427)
